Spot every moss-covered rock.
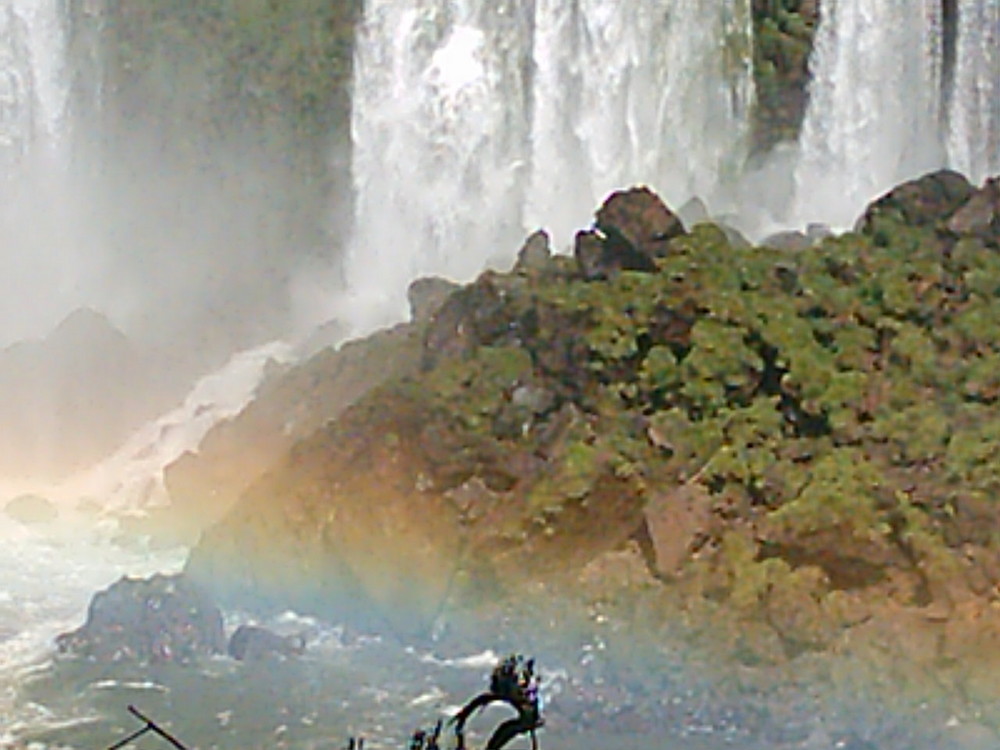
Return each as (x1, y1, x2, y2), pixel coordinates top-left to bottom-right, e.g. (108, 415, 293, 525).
(186, 174, 1000, 722)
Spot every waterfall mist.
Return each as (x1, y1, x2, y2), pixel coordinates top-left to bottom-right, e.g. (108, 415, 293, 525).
(0, 3, 352, 484)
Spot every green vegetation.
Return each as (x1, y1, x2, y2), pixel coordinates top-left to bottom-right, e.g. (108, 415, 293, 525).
(751, 0, 819, 151)
(410, 174, 1000, 628)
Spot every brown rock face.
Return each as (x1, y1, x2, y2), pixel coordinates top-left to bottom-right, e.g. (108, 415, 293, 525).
(595, 186, 686, 256)
(575, 187, 686, 279)
(186, 388, 465, 638)
(643, 484, 713, 577)
(186, 384, 647, 639)
(947, 177, 1000, 241)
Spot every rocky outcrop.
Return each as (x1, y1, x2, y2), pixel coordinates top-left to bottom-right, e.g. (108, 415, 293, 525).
(575, 187, 685, 280)
(947, 176, 1000, 240)
(56, 573, 225, 664)
(227, 624, 305, 661)
(751, 0, 820, 151)
(186, 382, 646, 638)
(183, 174, 1000, 724)
(855, 168, 975, 233)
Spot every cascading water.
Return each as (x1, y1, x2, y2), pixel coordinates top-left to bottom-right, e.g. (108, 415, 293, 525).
(0, 0, 67, 161)
(0, 0, 83, 349)
(526, 0, 755, 245)
(793, 0, 1000, 230)
(946, 0, 1000, 182)
(792, 0, 946, 229)
(345, 0, 534, 332)
(345, 0, 754, 334)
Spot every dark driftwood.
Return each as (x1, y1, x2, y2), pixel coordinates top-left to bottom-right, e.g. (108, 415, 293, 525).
(106, 705, 191, 750)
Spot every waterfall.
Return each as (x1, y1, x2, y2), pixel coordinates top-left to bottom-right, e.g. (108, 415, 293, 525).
(0, 0, 67, 162)
(793, 0, 946, 229)
(946, 0, 1000, 182)
(345, 0, 534, 331)
(793, 0, 1000, 229)
(345, 0, 754, 334)
(0, 0, 79, 348)
(526, 0, 754, 246)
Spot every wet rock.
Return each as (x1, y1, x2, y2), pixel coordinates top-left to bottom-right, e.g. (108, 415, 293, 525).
(408, 276, 459, 323)
(56, 573, 225, 664)
(947, 177, 1000, 241)
(643, 484, 713, 577)
(227, 624, 305, 661)
(762, 229, 811, 251)
(186, 390, 470, 639)
(514, 229, 552, 273)
(163, 323, 423, 541)
(4, 493, 57, 525)
(573, 230, 612, 280)
(575, 187, 685, 280)
(855, 169, 974, 234)
(422, 275, 512, 367)
(595, 186, 686, 257)
(574, 226, 659, 279)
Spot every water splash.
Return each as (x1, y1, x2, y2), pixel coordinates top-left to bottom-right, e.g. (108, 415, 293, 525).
(946, 0, 1000, 183)
(345, 0, 754, 335)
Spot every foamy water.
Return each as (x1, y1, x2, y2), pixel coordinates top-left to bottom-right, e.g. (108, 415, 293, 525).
(0, 516, 186, 743)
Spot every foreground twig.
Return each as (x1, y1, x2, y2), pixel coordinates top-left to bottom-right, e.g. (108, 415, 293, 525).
(105, 705, 190, 750)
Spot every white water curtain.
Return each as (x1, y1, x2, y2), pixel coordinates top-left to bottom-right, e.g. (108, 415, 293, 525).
(345, 0, 754, 334)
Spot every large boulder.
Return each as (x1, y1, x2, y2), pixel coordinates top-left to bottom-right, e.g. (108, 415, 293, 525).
(947, 177, 1000, 242)
(227, 624, 305, 662)
(855, 169, 974, 234)
(575, 187, 686, 279)
(421, 273, 518, 368)
(643, 484, 714, 578)
(595, 186, 686, 257)
(55, 573, 225, 664)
